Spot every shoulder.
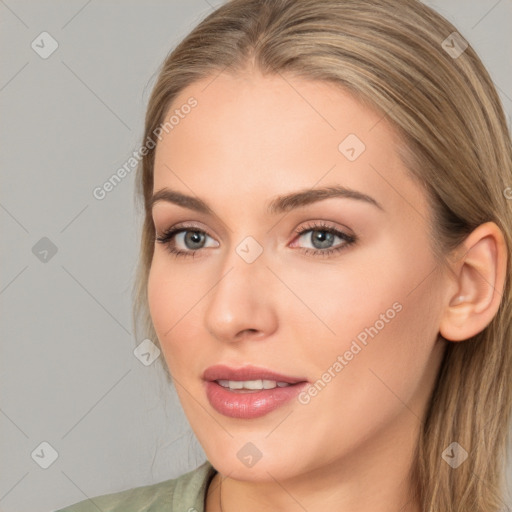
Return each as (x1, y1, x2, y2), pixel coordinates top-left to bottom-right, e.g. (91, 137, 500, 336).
(54, 460, 217, 512)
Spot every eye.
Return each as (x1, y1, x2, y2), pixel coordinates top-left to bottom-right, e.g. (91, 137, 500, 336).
(155, 221, 357, 259)
(155, 223, 218, 258)
(292, 221, 357, 257)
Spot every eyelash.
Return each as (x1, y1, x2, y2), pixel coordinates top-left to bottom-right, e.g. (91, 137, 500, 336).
(155, 221, 357, 259)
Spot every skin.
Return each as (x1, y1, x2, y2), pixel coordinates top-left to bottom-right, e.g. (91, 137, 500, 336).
(147, 69, 507, 512)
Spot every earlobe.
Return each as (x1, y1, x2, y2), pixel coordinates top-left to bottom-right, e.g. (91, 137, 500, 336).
(439, 221, 508, 342)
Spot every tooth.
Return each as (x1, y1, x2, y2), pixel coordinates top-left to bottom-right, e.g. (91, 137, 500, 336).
(216, 379, 292, 390)
(243, 379, 263, 389)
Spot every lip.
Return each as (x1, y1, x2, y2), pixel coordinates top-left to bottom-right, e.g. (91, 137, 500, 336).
(202, 364, 309, 419)
(202, 364, 307, 384)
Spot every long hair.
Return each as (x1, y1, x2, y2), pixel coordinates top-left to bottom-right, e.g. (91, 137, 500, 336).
(131, 1, 512, 510)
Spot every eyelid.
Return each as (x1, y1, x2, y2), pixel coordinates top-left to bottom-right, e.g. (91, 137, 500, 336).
(156, 219, 356, 260)
(157, 218, 351, 237)
(290, 221, 355, 250)
(156, 220, 215, 238)
(293, 219, 354, 236)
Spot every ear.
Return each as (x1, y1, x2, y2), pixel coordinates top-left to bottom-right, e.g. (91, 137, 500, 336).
(439, 221, 508, 342)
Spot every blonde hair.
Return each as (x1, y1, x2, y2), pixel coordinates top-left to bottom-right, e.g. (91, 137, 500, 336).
(131, 0, 512, 510)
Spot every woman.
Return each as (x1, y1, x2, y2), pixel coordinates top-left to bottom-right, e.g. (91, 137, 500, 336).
(56, 0, 512, 510)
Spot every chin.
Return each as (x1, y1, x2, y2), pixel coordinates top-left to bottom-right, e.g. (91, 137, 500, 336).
(205, 445, 309, 482)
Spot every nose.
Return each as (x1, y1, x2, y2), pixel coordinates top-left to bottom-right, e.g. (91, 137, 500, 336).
(203, 250, 278, 343)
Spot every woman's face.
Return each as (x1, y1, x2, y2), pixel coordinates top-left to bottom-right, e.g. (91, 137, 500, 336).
(148, 70, 448, 481)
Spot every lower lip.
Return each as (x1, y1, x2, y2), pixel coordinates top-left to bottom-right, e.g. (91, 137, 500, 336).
(205, 381, 308, 419)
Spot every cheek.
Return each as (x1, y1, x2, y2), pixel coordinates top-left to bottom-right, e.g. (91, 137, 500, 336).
(295, 226, 442, 380)
(300, 243, 443, 428)
(147, 259, 200, 374)
(325, 285, 442, 448)
(283, 243, 420, 354)
(147, 260, 171, 338)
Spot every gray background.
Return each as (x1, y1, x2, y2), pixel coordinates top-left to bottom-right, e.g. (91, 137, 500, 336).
(0, 1, 511, 511)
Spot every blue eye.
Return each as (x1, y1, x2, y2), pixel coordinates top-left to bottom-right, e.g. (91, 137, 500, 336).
(293, 222, 356, 257)
(155, 225, 218, 258)
(155, 221, 356, 259)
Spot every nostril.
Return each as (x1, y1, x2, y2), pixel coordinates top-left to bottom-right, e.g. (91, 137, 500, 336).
(237, 328, 260, 338)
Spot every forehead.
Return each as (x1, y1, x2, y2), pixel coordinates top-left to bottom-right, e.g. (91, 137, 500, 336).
(152, 71, 427, 220)
(156, 70, 391, 158)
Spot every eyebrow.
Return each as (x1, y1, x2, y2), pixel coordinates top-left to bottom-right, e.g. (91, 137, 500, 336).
(150, 185, 384, 215)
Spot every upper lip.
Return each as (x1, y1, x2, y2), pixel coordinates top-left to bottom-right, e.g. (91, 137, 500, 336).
(203, 364, 308, 384)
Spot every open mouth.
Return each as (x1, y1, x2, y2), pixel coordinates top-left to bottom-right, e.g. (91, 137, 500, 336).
(202, 364, 309, 418)
(215, 379, 297, 392)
